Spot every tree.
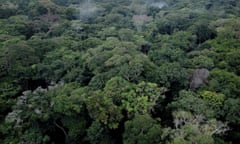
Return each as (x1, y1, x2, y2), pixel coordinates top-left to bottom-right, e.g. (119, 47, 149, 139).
(118, 28, 134, 41)
(208, 69, 240, 98)
(29, 0, 62, 17)
(103, 77, 133, 105)
(119, 56, 145, 82)
(4, 87, 53, 144)
(155, 62, 188, 88)
(120, 81, 166, 117)
(87, 120, 114, 144)
(65, 6, 78, 20)
(62, 115, 88, 144)
(51, 83, 83, 116)
(104, 13, 130, 28)
(223, 98, 240, 125)
(27, 38, 59, 61)
(84, 38, 156, 85)
(0, 41, 39, 79)
(193, 23, 217, 44)
(225, 50, 240, 75)
(0, 1, 17, 18)
(38, 47, 84, 82)
(199, 90, 225, 107)
(169, 90, 217, 119)
(149, 47, 186, 66)
(190, 55, 214, 69)
(170, 111, 229, 144)
(150, 30, 196, 52)
(85, 90, 123, 129)
(132, 14, 152, 31)
(123, 114, 162, 144)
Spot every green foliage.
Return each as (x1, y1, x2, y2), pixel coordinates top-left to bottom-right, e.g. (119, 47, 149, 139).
(150, 47, 186, 66)
(123, 114, 162, 144)
(121, 81, 166, 116)
(199, 90, 225, 107)
(169, 90, 216, 118)
(52, 84, 83, 116)
(155, 62, 188, 87)
(3, 87, 52, 143)
(0, 41, 39, 79)
(87, 121, 114, 144)
(62, 116, 88, 143)
(118, 28, 134, 41)
(85, 90, 123, 129)
(169, 111, 228, 144)
(223, 98, 240, 125)
(1, 0, 240, 143)
(193, 23, 217, 44)
(208, 69, 240, 98)
(27, 38, 59, 60)
(225, 50, 240, 75)
(103, 77, 132, 105)
(190, 55, 214, 69)
(0, 2, 17, 18)
(38, 47, 84, 82)
(65, 6, 78, 20)
(87, 121, 105, 144)
(20, 127, 48, 144)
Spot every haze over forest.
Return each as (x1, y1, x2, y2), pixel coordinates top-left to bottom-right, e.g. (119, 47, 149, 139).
(0, 0, 240, 144)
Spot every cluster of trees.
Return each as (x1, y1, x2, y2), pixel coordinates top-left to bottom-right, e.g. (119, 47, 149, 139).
(0, 0, 240, 143)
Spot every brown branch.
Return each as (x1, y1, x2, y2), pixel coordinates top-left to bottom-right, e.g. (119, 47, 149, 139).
(54, 121, 68, 141)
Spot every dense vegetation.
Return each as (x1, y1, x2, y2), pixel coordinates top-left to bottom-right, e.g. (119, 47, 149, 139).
(0, 0, 240, 143)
